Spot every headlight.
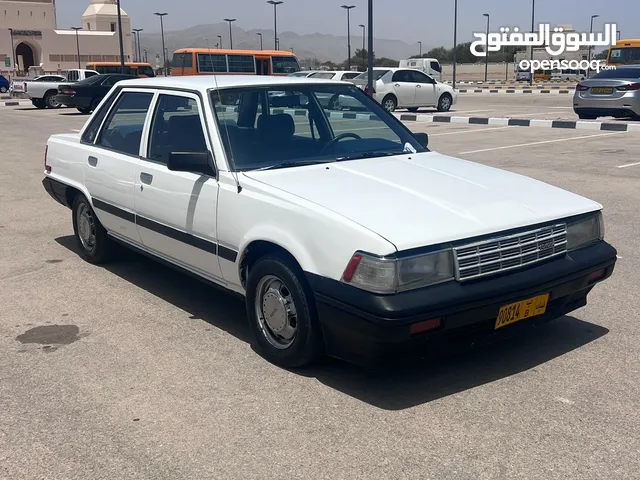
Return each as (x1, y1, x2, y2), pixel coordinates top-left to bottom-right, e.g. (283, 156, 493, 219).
(566, 212, 604, 251)
(341, 250, 454, 294)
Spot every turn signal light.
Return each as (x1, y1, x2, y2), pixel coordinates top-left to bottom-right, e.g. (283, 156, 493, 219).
(409, 318, 442, 335)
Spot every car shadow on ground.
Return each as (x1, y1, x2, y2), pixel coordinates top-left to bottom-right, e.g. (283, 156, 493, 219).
(56, 235, 609, 410)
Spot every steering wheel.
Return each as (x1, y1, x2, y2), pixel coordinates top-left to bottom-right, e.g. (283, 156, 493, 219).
(320, 132, 362, 155)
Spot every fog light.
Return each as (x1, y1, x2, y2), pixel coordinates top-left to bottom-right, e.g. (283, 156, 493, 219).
(409, 318, 442, 335)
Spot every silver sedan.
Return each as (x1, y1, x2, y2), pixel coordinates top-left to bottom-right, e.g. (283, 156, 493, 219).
(573, 66, 640, 120)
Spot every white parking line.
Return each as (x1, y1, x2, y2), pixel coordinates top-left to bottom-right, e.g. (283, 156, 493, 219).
(459, 132, 626, 155)
(430, 125, 515, 136)
(617, 161, 640, 169)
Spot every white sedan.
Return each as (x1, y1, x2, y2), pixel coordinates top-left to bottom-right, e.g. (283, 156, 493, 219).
(353, 67, 458, 113)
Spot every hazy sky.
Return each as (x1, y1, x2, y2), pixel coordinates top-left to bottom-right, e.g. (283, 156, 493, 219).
(57, 0, 636, 46)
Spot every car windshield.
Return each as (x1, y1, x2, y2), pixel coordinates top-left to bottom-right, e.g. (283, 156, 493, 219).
(354, 70, 389, 81)
(593, 67, 640, 79)
(211, 84, 427, 172)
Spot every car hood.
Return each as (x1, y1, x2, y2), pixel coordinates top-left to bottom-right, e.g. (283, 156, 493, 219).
(243, 152, 601, 252)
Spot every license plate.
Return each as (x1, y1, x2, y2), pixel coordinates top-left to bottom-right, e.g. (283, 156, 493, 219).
(591, 87, 613, 94)
(495, 294, 549, 329)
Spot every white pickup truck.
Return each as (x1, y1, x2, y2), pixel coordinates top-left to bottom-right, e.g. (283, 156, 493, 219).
(41, 75, 617, 368)
(25, 69, 98, 109)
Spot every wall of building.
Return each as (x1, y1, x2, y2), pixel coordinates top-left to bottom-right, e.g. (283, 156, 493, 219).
(0, 0, 56, 31)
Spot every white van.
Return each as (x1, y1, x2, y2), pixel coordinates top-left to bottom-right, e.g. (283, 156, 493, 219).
(399, 58, 442, 81)
(551, 69, 587, 81)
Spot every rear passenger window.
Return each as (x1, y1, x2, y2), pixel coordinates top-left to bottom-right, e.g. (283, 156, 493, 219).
(97, 91, 153, 156)
(147, 94, 208, 165)
(81, 91, 119, 144)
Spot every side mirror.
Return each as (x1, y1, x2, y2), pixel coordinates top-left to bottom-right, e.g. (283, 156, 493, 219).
(167, 152, 216, 176)
(413, 132, 429, 148)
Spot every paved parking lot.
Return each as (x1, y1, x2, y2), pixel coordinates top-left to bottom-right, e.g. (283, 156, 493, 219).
(1, 105, 639, 479)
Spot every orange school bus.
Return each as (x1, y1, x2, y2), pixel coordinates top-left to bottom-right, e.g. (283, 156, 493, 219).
(86, 62, 155, 77)
(606, 39, 640, 66)
(170, 48, 301, 76)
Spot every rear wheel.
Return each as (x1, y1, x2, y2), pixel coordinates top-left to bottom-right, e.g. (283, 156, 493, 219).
(381, 94, 397, 113)
(77, 107, 91, 114)
(245, 253, 323, 368)
(44, 91, 61, 109)
(72, 195, 116, 264)
(89, 97, 100, 112)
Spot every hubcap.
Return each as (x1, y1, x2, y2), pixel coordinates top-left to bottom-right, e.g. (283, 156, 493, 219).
(76, 203, 96, 251)
(48, 95, 59, 108)
(384, 99, 395, 111)
(254, 275, 298, 349)
(441, 97, 451, 110)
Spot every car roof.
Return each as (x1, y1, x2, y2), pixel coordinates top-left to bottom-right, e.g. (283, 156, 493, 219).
(115, 75, 348, 91)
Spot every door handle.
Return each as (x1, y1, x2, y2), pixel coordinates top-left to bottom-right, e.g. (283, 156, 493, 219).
(394, 83, 400, 87)
(140, 172, 153, 185)
(87, 156, 98, 167)
(416, 84, 422, 88)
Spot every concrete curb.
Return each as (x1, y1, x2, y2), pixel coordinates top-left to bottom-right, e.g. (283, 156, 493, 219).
(395, 113, 640, 132)
(457, 89, 573, 94)
(457, 85, 575, 90)
(445, 80, 574, 85)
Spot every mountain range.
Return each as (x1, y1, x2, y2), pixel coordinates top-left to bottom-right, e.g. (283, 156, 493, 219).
(138, 22, 426, 65)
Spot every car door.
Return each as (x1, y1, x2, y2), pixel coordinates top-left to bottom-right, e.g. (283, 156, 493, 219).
(391, 70, 416, 107)
(134, 91, 223, 280)
(84, 89, 154, 244)
(411, 71, 438, 106)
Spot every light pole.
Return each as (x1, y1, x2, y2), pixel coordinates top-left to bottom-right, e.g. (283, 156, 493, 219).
(359, 24, 365, 70)
(217, 35, 223, 49)
(224, 18, 236, 49)
(116, 0, 126, 73)
(8, 28, 17, 71)
(267, 1, 283, 50)
(71, 27, 82, 69)
(341, 5, 355, 70)
(289, 47, 293, 53)
(154, 12, 168, 75)
(587, 14, 599, 78)
(133, 28, 143, 62)
(617, 30, 621, 41)
(257, 32, 263, 50)
(483, 13, 490, 82)
(452, 0, 458, 88)
(529, 0, 535, 86)
(418, 41, 422, 58)
(367, 0, 373, 95)
(143, 49, 148, 63)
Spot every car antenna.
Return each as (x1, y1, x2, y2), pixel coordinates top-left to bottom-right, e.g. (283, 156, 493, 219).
(205, 37, 242, 194)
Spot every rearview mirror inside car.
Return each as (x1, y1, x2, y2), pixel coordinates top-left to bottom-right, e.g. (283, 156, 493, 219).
(413, 132, 428, 148)
(167, 152, 215, 176)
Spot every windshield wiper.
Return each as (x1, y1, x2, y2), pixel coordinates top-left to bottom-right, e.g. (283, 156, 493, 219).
(336, 151, 398, 162)
(253, 159, 335, 171)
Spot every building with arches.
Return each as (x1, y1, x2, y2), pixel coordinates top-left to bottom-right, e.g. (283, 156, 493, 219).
(0, 0, 133, 75)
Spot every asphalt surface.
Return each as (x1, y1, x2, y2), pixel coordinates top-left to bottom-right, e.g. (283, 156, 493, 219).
(1, 105, 639, 480)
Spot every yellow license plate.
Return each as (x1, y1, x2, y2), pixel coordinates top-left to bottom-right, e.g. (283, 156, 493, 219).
(591, 87, 613, 94)
(495, 294, 549, 330)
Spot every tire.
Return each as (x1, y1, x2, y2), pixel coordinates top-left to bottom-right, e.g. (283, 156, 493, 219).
(71, 195, 116, 265)
(381, 94, 397, 113)
(407, 107, 419, 112)
(89, 97, 101, 112)
(77, 107, 91, 114)
(327, 94, 340, 110)
(437, 93, 453, 112)
(44, 91, 61, 109)
(245, 253, 323, 368)
(0, 86, 7, 93)
(32, 99, 46, 109)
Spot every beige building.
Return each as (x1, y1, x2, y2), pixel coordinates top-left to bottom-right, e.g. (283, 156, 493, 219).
(0, 0, 133, 75)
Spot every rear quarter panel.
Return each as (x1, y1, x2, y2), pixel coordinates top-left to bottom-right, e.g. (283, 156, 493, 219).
(46, 134, 93, 201)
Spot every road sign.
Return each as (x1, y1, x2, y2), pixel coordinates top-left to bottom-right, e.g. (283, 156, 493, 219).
(4, 57, 11, 68)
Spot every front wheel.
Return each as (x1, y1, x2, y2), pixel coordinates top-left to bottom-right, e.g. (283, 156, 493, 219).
(437, 93, 453, 112)
(72, 195, 117, 264)
(245, 253, 323, 368)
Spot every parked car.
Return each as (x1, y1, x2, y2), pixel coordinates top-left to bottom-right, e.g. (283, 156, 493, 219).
(399, 58, 442, 82)
(55, 73, 137, 113)
(24, 69, 98, 109)
(352, 68, 457, 113)
(308, 70, 362, 109)
(573, 65, 640, 119)
(288, 71, 318, 77)
(0, 75, 9, 93)
(42, 75, 617, 368)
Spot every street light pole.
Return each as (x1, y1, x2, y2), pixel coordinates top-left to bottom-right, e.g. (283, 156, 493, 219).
(116, 0, 126, 73)
(483, 13, 490, 82)
(133, 28, 144, 62)
(617, 30, 621, 41)
(218, 35, 223, 49)
(257, 32, 263, 50)
(267, 1, 283, 50)
(359, 24, 365, 70)
(418, 41, 422, 57)
(587, 14, 599, 78)
(341, 5, 355, 70)
(71, 27, 82, 69)
(452, 0, 458, 88)
(529, 0, 535, 86)
(154, 12, 168, 75)
(367, 0, 373, 95)
(223, 18, 236, 49)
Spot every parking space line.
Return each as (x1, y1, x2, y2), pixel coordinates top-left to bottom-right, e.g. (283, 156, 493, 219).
(459, 132, 626, 155)
(617, 161, 640, 169)
(430, 125, 515, 136)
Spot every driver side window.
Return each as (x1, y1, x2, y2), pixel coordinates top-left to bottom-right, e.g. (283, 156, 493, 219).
(96, 91, 154, 157)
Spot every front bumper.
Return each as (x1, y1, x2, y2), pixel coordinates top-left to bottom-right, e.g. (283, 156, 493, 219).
(307, 241, 617, 365)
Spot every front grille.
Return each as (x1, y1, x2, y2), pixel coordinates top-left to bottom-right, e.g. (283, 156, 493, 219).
(453, 224, 567, 281)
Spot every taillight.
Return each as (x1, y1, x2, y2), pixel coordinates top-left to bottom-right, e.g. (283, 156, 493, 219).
(44, 145, 50, 173)
(364, 84, 376, 95)
(59, 88, 75, 95)
(616, 83, 640, 91)
(576, 84, 590, 91)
